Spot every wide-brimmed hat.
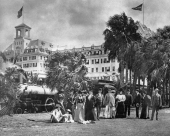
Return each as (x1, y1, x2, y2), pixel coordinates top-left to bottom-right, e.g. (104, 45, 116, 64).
(55, 104, 61, 108)
(111, 90, 116, 93)
(81, 90, 87, 93)
(67, 109, 71, 113)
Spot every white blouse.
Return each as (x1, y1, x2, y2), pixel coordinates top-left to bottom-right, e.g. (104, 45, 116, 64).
(116, 94, 126, 102)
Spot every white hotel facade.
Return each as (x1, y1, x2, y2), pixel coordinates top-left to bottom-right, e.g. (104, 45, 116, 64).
(61, 45, 119, 81)
(2, 23, 119, 81)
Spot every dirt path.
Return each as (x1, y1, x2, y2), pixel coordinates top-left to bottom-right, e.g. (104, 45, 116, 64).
(0, 108, 170, 136)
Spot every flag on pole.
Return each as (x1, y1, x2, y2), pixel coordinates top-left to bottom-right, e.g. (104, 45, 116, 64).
(17, 7, 23, 18)
(132, 4, 143, 11)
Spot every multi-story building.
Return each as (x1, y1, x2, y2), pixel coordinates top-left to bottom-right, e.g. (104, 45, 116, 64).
(61, 45, 119, 81)
(3, 23, 54, 80)
(2, 23, 119, 81)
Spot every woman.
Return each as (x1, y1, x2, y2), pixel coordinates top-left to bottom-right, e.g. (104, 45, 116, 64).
(85, 89, 97, 121)
(74, 91, 86, 123)
(115, 89, 126, 118)
(140, 91, 149, 119)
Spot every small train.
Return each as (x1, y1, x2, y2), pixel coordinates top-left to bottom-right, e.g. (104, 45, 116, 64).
(14, 84, 57, 114)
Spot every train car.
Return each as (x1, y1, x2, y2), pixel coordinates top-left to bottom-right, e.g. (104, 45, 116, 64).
(14, 84, 58, 114)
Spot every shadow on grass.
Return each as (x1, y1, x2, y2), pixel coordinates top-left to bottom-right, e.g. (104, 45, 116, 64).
(27, 119, 51, 123)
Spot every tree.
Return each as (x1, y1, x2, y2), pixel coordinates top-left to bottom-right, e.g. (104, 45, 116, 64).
(46, 51, 88, 105)
(103, 12, 141, 88)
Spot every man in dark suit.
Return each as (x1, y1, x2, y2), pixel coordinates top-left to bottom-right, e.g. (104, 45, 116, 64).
(134, 89, 141, 118)
(124, 89, 133, 117)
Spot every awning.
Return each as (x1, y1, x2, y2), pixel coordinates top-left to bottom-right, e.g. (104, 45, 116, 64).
(38, 74, 46, 78)
(85, 72, 109, 78)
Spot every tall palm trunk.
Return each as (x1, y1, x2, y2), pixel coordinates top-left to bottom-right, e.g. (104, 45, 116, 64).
(166, 79, 168, 105)
(168, 79, 170, 107)
(125, 63, 128, 92)
(138, 76, 140, 91)
(120, 62, 124, 87)
(142, 77, 145, 91)
(130, 69, 132, 91)
(133, 72, 137, 95)
(163, 79, 165, 106)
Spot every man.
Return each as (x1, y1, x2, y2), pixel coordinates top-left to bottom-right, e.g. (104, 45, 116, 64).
(134, 89, 141, 118)
(95, 88, 103, 120)
(124, 89, 133, 117)
(103, 86, 116, 119)
(50, 104, 65, 123)
(151, 88, 162, 120)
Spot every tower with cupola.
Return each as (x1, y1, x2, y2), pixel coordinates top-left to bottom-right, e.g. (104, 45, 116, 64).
(14, 23, 31, 55)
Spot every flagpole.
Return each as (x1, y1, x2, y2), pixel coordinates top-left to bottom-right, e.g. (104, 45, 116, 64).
(23, 4, 24, 23)
(143, 0, 144, 25)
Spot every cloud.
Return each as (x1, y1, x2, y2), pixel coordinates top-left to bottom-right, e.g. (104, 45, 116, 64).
(1, 0, 170, 52)
(124, 0, 170, 31)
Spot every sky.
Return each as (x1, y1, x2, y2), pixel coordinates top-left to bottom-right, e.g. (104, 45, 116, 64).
(0, 0, 170, 51)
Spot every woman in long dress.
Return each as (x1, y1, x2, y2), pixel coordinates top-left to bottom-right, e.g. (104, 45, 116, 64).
(85, 89, 97, 121)
(140, 91, 151, 119)
(115, 89, 126, 118)
(74, 91, 86, 123)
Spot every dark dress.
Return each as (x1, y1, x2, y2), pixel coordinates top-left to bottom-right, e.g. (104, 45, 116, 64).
(115, 95, 126, 118)
(85, 95, 97, 121)
(140, 95, 151, 119)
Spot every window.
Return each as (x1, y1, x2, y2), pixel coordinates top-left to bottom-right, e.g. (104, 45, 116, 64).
(95, 59, 99, 64)
(102, 67, 104, 72)
(86, 60, 89, 64)
(111, 59, 115, 62)
(92, 60, 94, 64)
(105, 67, 107, 72)
(104, 58, 107, 63)
(96, 68, 98, 72)
(32, 56, 36, 60)
(91, 68, 94, 72)
(101, 59, 102, 63)
(33, 63, 37, 67)
(29, 63, 32, 67)
(107, 59, 110, 63)
(40, 56, 42, 60)
(112, 66, 115, 71)
(23, 57, 27, 61)
(107, 67, 110, 72)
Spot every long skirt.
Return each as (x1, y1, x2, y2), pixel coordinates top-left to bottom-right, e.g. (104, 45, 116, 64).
(140, 105, 148, 119)
(104, 105, 116, 118)
(85, 107, 97, 121)
(74, 103, 85, 123)
(116, 102, 125, 118)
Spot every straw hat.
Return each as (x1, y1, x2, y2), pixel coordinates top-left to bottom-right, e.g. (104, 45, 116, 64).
(55, 104, 61, 108)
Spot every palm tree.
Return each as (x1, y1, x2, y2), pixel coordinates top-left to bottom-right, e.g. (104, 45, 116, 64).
(46, 51, 88, 105)
(103, 12, 141, 88)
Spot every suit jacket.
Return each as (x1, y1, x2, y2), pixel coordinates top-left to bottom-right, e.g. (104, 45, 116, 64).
(152, 94, 162, 107)
(125, 94, 133, 105)
(134, 93, 141, 105)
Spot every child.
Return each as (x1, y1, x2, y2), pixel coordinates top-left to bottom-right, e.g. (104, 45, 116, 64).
(63, 109, 74, 123)
(50, 104, 65, 123)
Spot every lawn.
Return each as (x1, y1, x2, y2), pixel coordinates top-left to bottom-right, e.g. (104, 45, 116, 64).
(0, 108, 170, 136)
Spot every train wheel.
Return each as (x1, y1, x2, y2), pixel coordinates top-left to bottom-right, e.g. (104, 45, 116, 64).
(45, 98, 55, 112)
(16, 108, 23, 114)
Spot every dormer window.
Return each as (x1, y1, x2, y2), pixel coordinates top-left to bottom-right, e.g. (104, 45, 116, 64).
(41, 41, 45, 46)
(25, 29, 29, 37)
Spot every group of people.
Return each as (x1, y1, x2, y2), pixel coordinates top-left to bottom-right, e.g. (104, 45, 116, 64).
(50, 86, 162, 124)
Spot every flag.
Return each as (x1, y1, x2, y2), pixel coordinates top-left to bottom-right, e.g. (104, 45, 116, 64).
(132, 4, 143, 11)
(17, 7, 23, 18)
